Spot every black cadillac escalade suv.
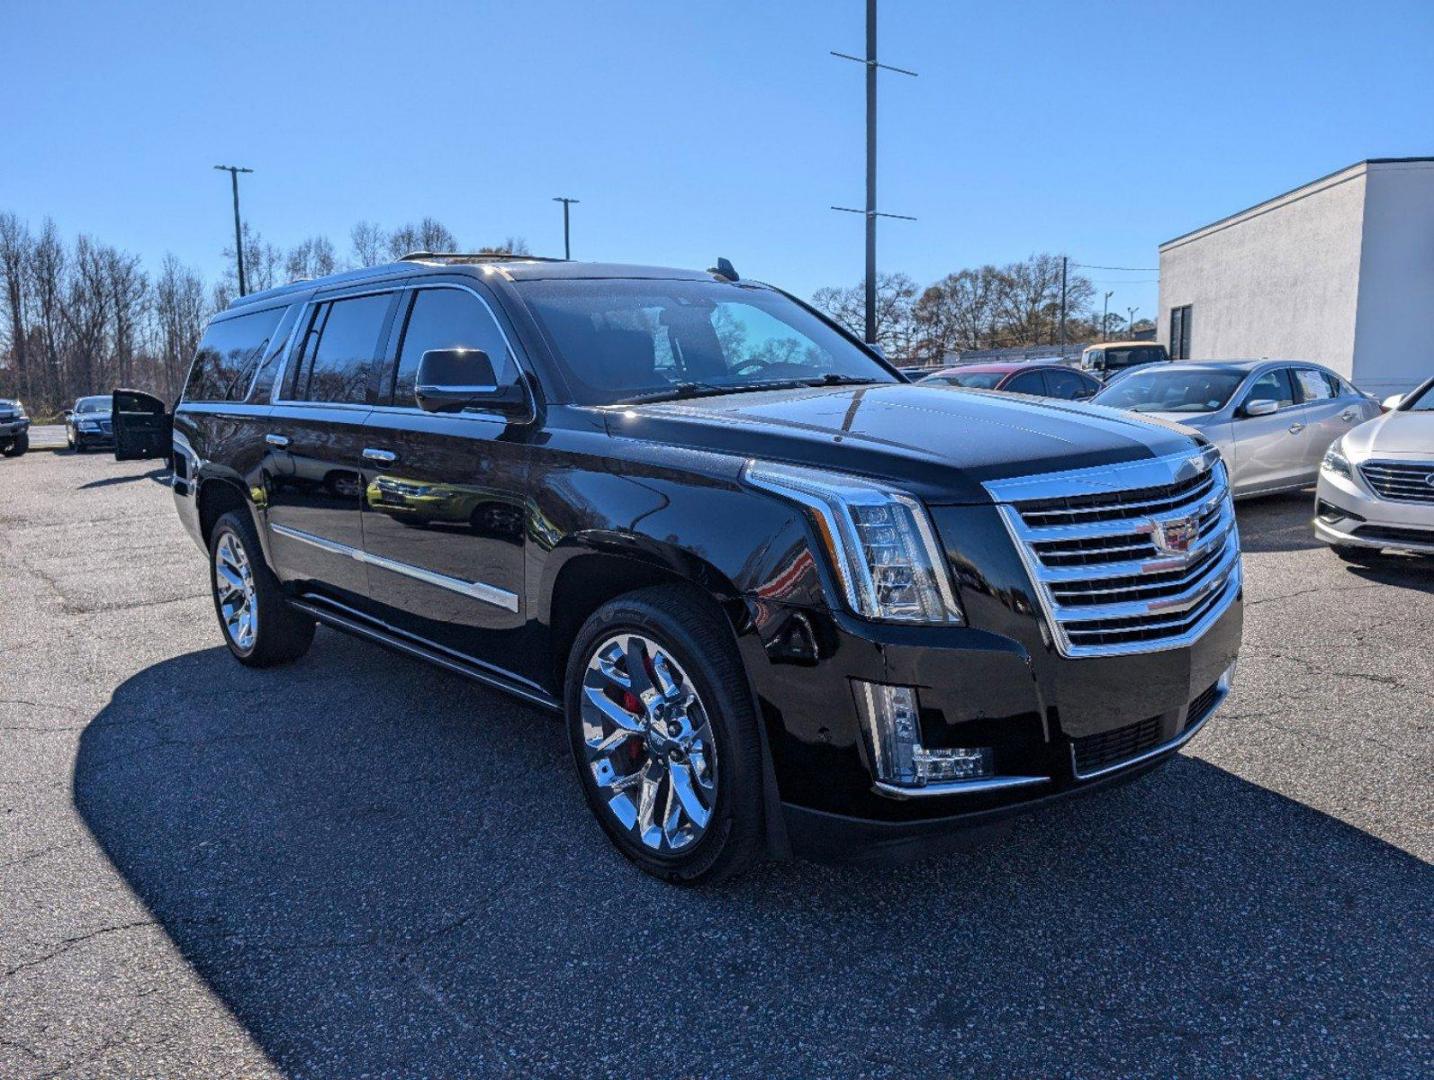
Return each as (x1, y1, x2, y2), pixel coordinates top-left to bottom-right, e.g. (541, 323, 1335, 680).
(171, 254, 1242, 884)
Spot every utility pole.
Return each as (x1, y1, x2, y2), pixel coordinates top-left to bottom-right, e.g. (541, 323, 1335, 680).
(1102, 290, 1114, 342)
(213, 165, 253, 296)
(1128, 306, 1138, 335)
(1058, 256, 1068, 351)
(552, 196, 579, 260)
(831, 0, 916, 346)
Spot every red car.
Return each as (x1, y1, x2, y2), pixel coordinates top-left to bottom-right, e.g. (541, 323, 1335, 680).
(918, 362, 1102, 401)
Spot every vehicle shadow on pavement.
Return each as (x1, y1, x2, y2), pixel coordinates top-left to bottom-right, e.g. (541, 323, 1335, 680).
(72, 635, 1430, 1077)
(77, 466, 170, 490)
(1232, 490, 1326, 553)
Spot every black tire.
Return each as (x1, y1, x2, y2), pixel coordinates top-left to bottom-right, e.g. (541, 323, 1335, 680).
(564, 584, 764, 886)
(1, 432, 25, 457)
(208, 509, 315, 667)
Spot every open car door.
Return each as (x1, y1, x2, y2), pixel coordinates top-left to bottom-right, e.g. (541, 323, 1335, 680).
(111, 389, 172, 462)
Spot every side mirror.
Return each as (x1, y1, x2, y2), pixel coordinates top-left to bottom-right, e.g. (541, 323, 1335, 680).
(414, 349, 528, 417)
(1381, 394, 1403, 413)
(1242, 398, 1279, 418)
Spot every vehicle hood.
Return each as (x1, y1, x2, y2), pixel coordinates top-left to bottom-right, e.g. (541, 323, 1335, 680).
(600, 384, 1197, 503)
(1344, 409, 1434, 458)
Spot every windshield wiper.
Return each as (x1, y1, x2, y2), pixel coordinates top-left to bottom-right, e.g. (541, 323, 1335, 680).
(798, 373, 883, 387)
(615, 374, 885, 406)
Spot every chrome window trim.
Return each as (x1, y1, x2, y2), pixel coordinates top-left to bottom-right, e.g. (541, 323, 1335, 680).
(984, 446, 1243, 659)
(269, 523, 520, 613)
(384, 281, 532, 423)
(271, 285, 401, 408)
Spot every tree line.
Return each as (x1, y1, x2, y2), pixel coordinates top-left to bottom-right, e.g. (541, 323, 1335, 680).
(0, 213, 527, 417)
(812, 253, 1152, 363)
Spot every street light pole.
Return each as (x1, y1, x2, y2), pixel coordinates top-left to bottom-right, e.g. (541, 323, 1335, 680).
(1102, 291, 1114, 342)
(552, 196, 579, 260)
(1127, 306, 1138, 335)
(1058, 255, 1068, 351)
(213, 165, 253, 296)
(830, 0, 916, 347)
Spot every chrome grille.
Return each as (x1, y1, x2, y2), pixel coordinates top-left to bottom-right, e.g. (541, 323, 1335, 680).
(984, 447, 1241, 658)
(1359, 460, 1434, 504)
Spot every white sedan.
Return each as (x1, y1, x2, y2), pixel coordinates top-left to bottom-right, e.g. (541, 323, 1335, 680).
(1314, 377, 1434, 558)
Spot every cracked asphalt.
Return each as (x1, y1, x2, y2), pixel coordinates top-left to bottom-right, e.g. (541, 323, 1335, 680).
(1, 451, 1430, 1078)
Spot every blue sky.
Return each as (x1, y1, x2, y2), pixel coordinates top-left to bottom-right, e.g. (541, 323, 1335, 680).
(3, 0, 1431, 320)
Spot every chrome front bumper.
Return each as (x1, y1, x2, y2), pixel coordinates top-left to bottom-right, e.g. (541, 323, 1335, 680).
(1314, 465, 1434, 555)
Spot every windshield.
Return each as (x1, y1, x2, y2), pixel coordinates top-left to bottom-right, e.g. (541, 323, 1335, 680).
(1093, 368, 1246, 414)
(1101, 346, 1166, 370)
(74, 396, 109, 414)
(922, 371, 1005, 390)
(517, 279, 898, 405)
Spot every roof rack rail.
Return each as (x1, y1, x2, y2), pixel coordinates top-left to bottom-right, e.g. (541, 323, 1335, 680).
(398, 251, 567, 263)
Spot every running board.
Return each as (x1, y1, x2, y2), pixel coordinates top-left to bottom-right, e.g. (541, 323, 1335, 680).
(288, 596, 562, 713)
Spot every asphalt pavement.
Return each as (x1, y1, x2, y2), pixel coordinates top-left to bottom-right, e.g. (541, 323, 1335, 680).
(1, 450, 1430, 1078)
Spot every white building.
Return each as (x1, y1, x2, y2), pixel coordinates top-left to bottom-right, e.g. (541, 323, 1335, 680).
(1157, 157, 1434, 397)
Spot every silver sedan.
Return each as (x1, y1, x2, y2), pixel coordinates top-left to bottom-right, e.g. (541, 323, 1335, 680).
(1092, 360, 1381, 497)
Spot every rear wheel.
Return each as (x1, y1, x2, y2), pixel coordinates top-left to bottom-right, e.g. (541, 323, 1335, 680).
(565, 586, 763, 885)
(1, 432, 25, 457)
(208, 509, 315, 666)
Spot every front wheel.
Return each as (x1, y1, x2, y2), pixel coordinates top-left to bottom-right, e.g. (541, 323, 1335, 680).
(208, 509, 315, 666)
(1, 432, 26, 457)
(565, 586, 764, 885)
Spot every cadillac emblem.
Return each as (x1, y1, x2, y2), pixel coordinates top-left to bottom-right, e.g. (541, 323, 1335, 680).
(1151, 516, 1199, 555)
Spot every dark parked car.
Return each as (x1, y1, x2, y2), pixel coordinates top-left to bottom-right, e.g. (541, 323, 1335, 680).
(0, 397, 30, 457)
(919, 362, 1101, 401)
(171, 255, 1243, 884)
(65, 395, 115, 451)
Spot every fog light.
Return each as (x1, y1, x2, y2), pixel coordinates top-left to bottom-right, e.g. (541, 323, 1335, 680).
(852, 680, 993, 787)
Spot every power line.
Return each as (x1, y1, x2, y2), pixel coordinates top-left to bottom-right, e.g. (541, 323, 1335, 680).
(1072, 262, 1158, 272)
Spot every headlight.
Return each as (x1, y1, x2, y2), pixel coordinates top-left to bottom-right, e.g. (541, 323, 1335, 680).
(1321, 438, 1352, 480)
(744, 460, 963, 624)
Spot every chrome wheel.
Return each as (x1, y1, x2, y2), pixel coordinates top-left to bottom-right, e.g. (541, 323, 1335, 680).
(214, 531, 258, 651)
(580, 633, 718, 853)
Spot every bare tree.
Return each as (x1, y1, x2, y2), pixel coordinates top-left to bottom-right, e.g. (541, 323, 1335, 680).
(0, 213, 32, 401)
(811, 273, 919, 359)
(104, 248, 147, 387)
(476, 236, 531, 255)
(386, 217, 459, 259)
(153, 255, 206, 402)
(284, 235, 337, 281)
(29, 220, 67, 406)
(222, 222, 282, 295)
(911, 265, 1003, 359)
(350, 221, 386, 268)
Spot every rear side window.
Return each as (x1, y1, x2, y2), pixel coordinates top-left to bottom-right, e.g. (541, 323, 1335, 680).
(1294, 369, 1334, 402)
(1045, 368, 1094, 399)
(184, 307, 285, 402)
(288, 293, 393, 404)
(1004, 371, 1046, 395)
(391, 288, 514, 407)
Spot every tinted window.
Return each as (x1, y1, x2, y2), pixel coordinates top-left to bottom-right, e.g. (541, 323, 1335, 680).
(1104, 345, 1166, 370)
(518, 279, 897, 405)
(393, 288, 513, 407)
(1003, 371, 1046, 395)
(296, 293, 391, 404)
(1045, 368, 1094, 400)
(73, 396, 110, 414)
(1294, 369, 1334, 402)
(934, 371, 1004, 389)
(1321, 371, 1347, 398)
(1169, 305, 1192, 360)
(185, 307, 285, 402)
(1094, 368, 1246, 413)
(1244, 369, 1297, 411)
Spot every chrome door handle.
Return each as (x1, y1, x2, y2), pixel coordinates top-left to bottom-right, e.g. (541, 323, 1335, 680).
(265, 433, 290, 448)
(1288, 422, 1305, 434)
(362, 447, 397, 464)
